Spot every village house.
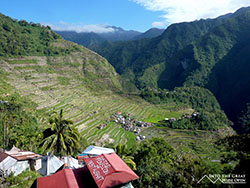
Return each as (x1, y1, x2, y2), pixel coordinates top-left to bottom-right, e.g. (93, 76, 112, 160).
(0, 146, 42, 176)
(108, 112, 152, 143)
(98, 124, 107, 130)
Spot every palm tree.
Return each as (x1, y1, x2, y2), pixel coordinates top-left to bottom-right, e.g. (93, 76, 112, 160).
(115, 143, 136, 170)
(41, 109, 80, 157)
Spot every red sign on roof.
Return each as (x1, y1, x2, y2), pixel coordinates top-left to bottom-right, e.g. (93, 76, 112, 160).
(84, 153, 139, 188)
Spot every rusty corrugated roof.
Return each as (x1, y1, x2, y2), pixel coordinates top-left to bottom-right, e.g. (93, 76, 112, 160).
(9, 152, 42, 160)
(5, 147, 42, 161)
(0, 152, 8, 163)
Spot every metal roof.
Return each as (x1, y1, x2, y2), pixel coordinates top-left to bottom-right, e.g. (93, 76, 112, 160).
(61, 156, 82, 169)
(0, 152, 8, 163)
(82, 146, 115, 156)
(38, 155, 64, 176)
(5, 147, 42, 161)
(0, 156, 17, 171)
(84, 153, 139, 188)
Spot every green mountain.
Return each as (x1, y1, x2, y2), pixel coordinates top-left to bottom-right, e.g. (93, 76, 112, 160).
(0, 13, 122, 91)
(55, 31, 106, 49)
(55, 26, 142, 49)
(1, 12, 200, 148)
(91, 7, 250, 129)
(159, 7, 250, 130)
(94, 14, 229, 87)
(0, 13, 79, 57)
(0, 12, 247, 188)
(132, 28, 165, 40)
(56, 27, 165, 51)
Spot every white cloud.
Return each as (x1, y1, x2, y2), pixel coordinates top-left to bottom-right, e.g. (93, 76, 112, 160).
(43, 22, 115, 33)
(152, 21, 165, 27)
(131, 0, 250, 27)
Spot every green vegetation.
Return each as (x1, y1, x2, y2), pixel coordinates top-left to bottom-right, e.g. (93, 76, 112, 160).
(114, 143, 136, 170)
(140, 86, 220, 111)
(140, 86, 229, 130)
(238, 103, 250, 133)
(5, 170, 41, 188)
(0, 13, 81, 57)
(217, 132, 250, 183)
(89, 7, 250, 131)
(159, 111, 228, 130)
(57, 76, 71, 85)
(7, 59, 38, 64)
(1, 10, 248, 188)
(40, 109, 80, 157)
(0, 93, 40, 151)
(131, 137, 227, 188)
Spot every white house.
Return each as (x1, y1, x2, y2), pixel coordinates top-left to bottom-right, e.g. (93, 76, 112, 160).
(0, 146, 42, 176)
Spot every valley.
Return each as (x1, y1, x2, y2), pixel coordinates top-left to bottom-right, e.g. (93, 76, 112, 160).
(0, 55, 186, 147)
(0, 6, 249, 187)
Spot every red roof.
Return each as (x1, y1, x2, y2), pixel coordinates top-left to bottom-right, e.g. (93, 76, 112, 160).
(84, 153, 139, 188)
(35, 167, 97, 188)
(37, 168, 78, 188)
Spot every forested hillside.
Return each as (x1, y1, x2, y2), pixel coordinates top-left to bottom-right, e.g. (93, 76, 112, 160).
(88, 7, 250, 130)
(159, 7, 250, 131)
(93, 12, 230, 88)
(55, 26, 142, 49)
(0, 13, 83, 57)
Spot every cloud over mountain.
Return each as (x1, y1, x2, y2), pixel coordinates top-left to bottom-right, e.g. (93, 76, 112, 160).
(43, 22, 115, 33)
(131, 0, 250, 27)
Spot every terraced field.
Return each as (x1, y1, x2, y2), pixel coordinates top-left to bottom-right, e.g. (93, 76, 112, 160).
(0, 55, 184, 147)
(141, 127, 224, 160)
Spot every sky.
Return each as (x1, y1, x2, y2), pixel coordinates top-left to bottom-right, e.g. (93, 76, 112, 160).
(1, 0, 250, 32)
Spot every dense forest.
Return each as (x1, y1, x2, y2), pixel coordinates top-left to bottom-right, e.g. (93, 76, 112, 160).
(86, 7, 250, 132)
(140, 86, 229, 130)
(0, 13, 82, 57)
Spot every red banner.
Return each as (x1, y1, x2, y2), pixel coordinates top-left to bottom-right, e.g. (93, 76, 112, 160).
(85, 155, 115, 187)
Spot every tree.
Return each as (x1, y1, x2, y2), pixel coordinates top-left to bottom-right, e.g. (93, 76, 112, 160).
(238, 103, 250, 133)
(218, 133, 250, 182)
(0, 94, 39, 151)
(40, 109, 80, 157)
(132, 137, 175, 187)
(115, 143, 136, 170)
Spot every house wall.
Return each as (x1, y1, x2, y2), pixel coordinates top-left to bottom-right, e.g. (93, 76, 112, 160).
(35, 159, 42, 171)
(12, 161, 29, 176)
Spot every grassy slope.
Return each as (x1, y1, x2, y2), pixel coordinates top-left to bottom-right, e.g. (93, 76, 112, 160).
(0, 54, 186, 147)
(141, 126, 232, 161)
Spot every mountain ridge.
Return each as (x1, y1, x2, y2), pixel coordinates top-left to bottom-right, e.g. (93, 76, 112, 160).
(55, 26, 165, 49)
(87, 7, 250, 130)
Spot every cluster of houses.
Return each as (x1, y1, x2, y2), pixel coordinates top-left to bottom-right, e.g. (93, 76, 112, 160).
(110, 112, 152, 141)
(164, 112, 199, 122)
(0, 146, 139, 188)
